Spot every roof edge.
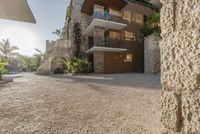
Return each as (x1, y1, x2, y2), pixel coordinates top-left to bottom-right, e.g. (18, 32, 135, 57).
(123, 0, 158, 10)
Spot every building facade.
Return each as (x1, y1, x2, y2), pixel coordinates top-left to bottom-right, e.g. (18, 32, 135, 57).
(66, 0, 157, 73)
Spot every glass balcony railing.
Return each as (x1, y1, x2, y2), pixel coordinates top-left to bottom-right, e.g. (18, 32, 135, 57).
(88, 11, 124, 25)
(92, 39, 124, 48)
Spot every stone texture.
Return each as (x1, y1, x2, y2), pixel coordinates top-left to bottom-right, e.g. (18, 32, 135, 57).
(94, 51, 104, 73)
(36, 39, 73, 75)
(144, 34, 160, 74)
(160, 0, 200, 133)
(66, 0, 90, 52)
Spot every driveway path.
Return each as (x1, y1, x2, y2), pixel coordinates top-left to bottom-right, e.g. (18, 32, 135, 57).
(0, 73, 163, 134)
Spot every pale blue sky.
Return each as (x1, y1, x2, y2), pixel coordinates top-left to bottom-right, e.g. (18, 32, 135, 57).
(0, 0, 70, 56)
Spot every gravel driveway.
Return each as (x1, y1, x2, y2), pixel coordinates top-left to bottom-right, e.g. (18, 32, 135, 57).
(0, 73, 163, 134)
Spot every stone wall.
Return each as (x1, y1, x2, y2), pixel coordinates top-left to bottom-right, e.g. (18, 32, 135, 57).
(160, 0, 200, 133)
(144, 34, 160, 74)
(36, 39, 73, 75)
(94, 51, 104, 73)
(66, 0, 90, 53)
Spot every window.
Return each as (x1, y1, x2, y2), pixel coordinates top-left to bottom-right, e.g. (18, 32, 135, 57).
(123, 10, 131, 23)
(135, 13, 144, 25)
(124, 53, 133, 62)
(109, 8, 121, 16)
(132, 12, 135, 22)
(95, 28, 104, 37)
(109, 31, 121, 39)
(125, 31, 136, 41)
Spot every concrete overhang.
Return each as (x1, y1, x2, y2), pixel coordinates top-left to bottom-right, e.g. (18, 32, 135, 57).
(86, 46, 127, 53)
(81, 0, 127, 15)
(0, 0, 36, 23)
(84, 18, 127, 36)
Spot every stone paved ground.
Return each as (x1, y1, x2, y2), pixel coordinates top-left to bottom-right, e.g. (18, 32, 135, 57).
(0, 73, 163, 134)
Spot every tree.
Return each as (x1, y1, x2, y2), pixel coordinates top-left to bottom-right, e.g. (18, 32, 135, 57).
(140, 12, 161, 38)
(147, 12, 160, 28)
(34, 48, 50, 69)
(0, 60, 7, 80)
(17, 55, 37, 72)
(52, 27, 66, 39)
(0, 39, 19, 61)
(35, 48, 49, 60)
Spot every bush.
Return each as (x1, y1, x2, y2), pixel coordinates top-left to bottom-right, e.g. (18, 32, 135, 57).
(0, 61, 7, 80)
(140, 26, 161, 39)
(64, 58, 91, 74)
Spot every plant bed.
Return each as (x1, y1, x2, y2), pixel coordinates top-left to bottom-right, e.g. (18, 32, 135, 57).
(64, 58, 91, 75)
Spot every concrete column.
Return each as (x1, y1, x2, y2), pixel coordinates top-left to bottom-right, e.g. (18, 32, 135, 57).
(94, 51, 104, 73)
(144, 35, 160, 74)
(160, 0, 200, 133)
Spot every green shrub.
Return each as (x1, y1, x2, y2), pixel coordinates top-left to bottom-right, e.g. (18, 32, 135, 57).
(140, 26, 154, 38)
(0, 61, 7, 80)
(64, 58, 91, 74)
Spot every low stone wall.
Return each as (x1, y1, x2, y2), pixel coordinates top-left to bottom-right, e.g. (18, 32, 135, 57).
(144, 35, 160, 74)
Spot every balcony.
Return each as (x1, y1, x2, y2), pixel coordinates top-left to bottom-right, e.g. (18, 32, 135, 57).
(84, 11, 127, 36)
(86, 39, 127, 53)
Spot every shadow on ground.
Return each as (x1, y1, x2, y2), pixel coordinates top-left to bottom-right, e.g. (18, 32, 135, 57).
(45, 73, 161, 90)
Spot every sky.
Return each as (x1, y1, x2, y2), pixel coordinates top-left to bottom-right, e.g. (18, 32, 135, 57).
(0, 0, 70, 56)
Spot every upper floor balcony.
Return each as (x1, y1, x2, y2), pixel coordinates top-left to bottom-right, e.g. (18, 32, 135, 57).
(84, 11, 127, 36)
(86, 39, 127, 53)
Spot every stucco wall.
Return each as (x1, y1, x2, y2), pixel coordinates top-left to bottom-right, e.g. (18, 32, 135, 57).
(144, 35, 160, 74)
(160, 0, 200, 133)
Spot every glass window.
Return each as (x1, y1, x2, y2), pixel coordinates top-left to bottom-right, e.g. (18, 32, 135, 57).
(132, 12, 135, 22)
(109, 8, 121, 16)
(135, 13, 144, 25)
(125, 31, 136, 41)
(94, 28, 104, 39)
(124, 53, 133, 62)
(123, 10, 131, 23)
(109, 31, 121, 39)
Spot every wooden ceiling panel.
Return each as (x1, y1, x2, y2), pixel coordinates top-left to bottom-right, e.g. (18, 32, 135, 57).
(81, 0, 127, 15)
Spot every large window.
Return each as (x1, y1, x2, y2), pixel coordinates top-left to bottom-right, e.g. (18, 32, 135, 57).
(109, 31, 121, 39)
(135, 13, 144, 25)
(109, 8, 121, 16)
(125, 31, 136, 41)
(95, 28, 104, 36)
(123, 10, 131, 23)
(124, 53, 133, 62)
(132, 13, 136, 22)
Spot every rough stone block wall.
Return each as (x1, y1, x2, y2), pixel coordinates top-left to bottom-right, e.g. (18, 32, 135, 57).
(144, 35, 160, 74)
(67, 0, 90, 53)
(94, 51, 104, 73)
(37, 39, 73, 75)
(160, 0, 200, 133)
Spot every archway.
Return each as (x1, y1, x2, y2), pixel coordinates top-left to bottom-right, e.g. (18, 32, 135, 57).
(51, 56, 66, 74)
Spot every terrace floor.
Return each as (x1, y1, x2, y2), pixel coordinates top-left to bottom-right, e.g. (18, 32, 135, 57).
(0, 73, 164, 134)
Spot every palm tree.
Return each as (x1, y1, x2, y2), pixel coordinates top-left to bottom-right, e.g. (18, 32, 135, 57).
(52, 27, 66, 39)
(147, 12, 160, 28)
(0, 39, 19, 61)
(35, 48, 50, 60)
(34, 48, 51, 69)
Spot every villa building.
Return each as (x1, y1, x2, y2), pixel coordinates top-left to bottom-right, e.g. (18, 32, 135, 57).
(66, 0, 158, 74)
